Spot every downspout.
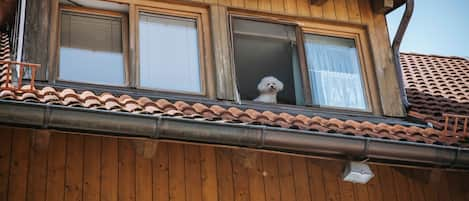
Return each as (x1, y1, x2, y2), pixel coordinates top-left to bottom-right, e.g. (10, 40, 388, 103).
(391, 0, 415, 109)
(16, 0, 26, 64)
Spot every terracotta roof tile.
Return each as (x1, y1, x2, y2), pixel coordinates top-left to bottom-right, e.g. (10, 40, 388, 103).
(1, 32, 469, 147)
(401, 53, 469, 132)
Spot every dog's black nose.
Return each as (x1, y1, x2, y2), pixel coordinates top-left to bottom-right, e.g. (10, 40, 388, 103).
(270, 85, 275, 88)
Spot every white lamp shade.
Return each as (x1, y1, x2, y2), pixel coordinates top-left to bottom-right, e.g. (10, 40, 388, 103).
(342, 161, 374, 184)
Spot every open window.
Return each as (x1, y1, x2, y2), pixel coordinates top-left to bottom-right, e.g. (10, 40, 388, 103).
(231, 15, 371, 111)
(231, 17, 305, 105)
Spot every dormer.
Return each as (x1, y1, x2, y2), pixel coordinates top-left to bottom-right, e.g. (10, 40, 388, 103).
(9, 0, 406, 117)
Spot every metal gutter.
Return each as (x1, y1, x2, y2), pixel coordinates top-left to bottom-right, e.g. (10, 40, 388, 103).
(1, 99, 468, 169)
(390, 0, 415, 109)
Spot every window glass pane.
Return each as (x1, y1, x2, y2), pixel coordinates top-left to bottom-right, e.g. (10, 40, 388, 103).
(59, 11, 125, 85)
(139, 13, 201, 93)
(304, 34, 367, 110)
(232, 18, 304, 105)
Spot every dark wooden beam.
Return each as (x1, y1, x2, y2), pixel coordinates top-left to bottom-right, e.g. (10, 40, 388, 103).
(371, 0, 395, 13)
(310, 0, 327, 5)
(23, 0, 50, 80)
(0, 0, 17, 28)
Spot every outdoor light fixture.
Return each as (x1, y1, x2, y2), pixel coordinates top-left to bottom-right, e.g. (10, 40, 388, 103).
(342, 161, 374, 184)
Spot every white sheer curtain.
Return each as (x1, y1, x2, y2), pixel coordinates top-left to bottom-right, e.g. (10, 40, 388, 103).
(139, 13, 201, 93)
(304, 34, 367, 110)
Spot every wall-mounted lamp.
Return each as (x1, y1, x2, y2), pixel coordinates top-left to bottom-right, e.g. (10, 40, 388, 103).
(342, 161, 374, 184)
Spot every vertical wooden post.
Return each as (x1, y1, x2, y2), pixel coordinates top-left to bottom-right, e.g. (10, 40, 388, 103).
(210, 5, 235, 101)
(443, 115, 449, 136)
(453, 117, 459, 135)
(17, 63, 23, 89)
(463, 118, 468, 137)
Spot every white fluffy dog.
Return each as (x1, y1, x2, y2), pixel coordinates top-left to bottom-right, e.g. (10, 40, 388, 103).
(253, 76, 284, 104)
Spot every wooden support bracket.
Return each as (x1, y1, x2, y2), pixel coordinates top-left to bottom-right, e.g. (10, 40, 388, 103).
(371, 0, 395, 13)
(233, 149, 259, 169)
(310, 0, 327, 5)
(135, 140, 159, 159)
(429, 169, 442, 184)
(33, 129, 51, 150)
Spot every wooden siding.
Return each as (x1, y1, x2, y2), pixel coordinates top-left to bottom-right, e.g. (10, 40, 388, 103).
(1, 126, 469, 201)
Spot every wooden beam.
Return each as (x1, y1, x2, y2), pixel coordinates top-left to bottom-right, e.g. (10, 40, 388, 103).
(310, 0, 327, 5)
(23, 0, 51, 80)
(233, 149, 259, 169)
(135, 141, 159, 159)
(428, 169, 442, 184)
(371, 0, 394, 13)
(0, 0, 17, 28)
(210, 5, 235, 101)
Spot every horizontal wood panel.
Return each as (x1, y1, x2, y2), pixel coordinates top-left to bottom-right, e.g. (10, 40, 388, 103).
(2, 126, 464, 201)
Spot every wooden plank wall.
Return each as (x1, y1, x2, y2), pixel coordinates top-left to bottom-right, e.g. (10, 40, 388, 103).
(1, 126, 469, 201)
(184, 0, 363, 22)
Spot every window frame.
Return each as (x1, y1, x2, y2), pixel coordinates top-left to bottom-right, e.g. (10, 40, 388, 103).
(134, 4, 212, 96)
(301, 28, 372, 112)
(49, 1, 215, 99)
(54, 5, 130, 87)
(228, 14, 314, 106)
(228, 10, 380, 114)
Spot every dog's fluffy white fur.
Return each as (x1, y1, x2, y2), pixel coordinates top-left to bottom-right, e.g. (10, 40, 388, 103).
(253, 76, 284, 104)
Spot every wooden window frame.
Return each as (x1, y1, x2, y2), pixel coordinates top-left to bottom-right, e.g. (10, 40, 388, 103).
(228, 10, 381, 114)
(49, 1, 215, 99)
(134, 3, 214, 97)
(54, 5, 130, 87)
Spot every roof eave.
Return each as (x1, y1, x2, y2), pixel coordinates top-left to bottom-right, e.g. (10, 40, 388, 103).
(0, 99, 468, 170)
(387, 0, 406, 14)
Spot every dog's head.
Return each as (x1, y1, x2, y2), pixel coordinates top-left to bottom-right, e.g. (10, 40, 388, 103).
(257, 76, 284, 93)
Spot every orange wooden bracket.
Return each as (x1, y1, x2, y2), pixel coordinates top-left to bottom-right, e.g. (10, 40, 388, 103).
(135, 140, 159, 159)
(443, 113, 469, 137)
(33, 129, 51, 150)
(0, 60, 41, 92)
(310, 0, 327, 5)
(232, 149, 259, 169)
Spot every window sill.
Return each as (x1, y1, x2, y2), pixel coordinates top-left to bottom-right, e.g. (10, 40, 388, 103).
(33, 80, 415, 127)
(35, 80, 211, 104)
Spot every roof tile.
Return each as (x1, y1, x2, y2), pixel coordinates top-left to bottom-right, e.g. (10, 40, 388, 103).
(401, 53, 469, 132)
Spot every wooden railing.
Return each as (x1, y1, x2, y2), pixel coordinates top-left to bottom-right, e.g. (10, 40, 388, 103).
(443, 113, 469, 137)
(0, 60, 40, 92)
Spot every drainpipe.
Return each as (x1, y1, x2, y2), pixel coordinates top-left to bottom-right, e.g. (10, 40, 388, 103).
(390, 0, 415, 109)
(16, 0, 26, 64)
